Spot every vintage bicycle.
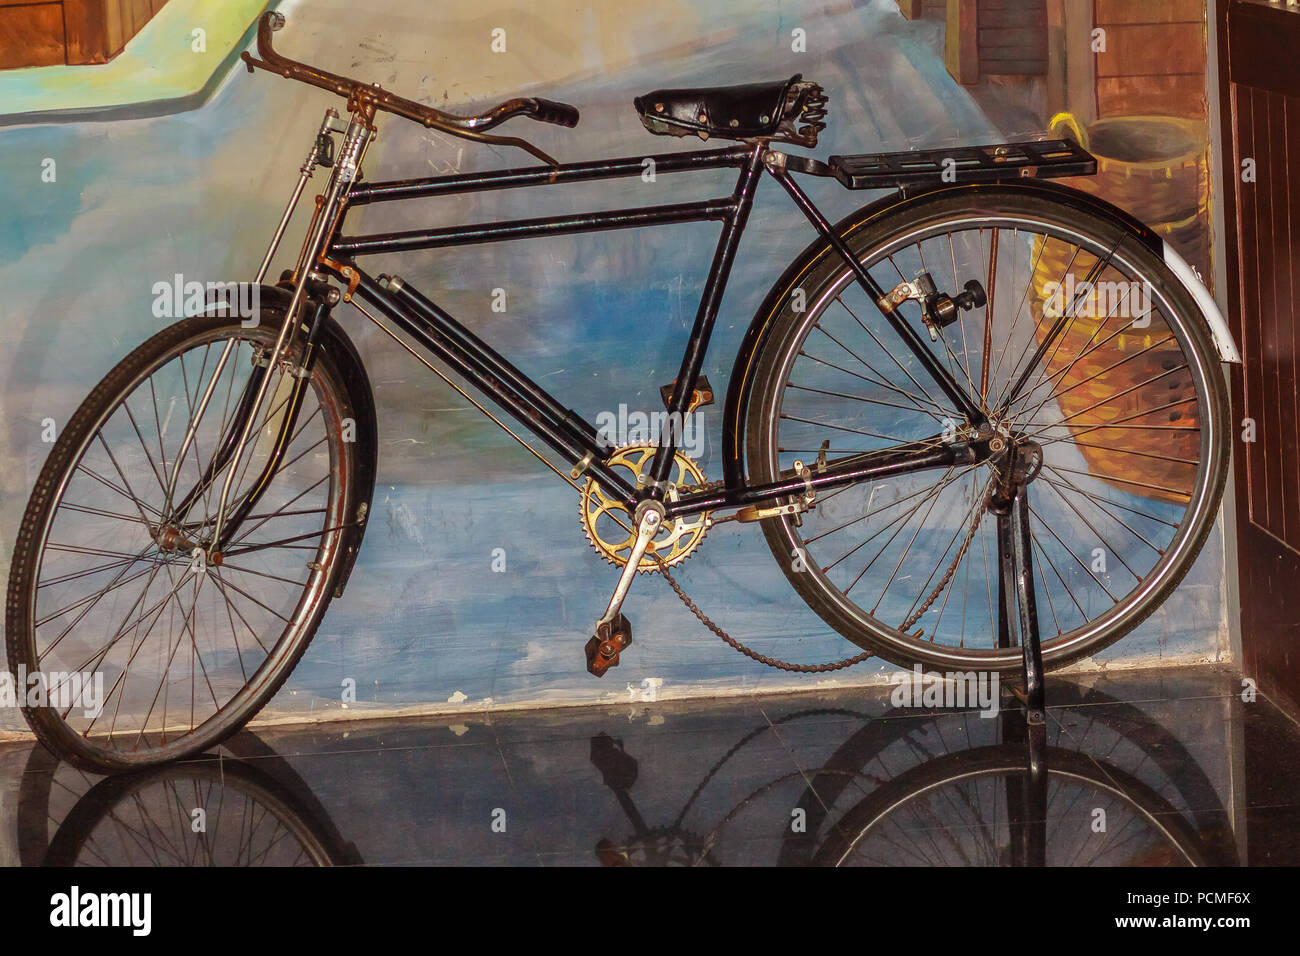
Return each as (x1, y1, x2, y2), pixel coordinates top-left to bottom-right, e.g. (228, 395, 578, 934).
(6, 12, 1238, 772)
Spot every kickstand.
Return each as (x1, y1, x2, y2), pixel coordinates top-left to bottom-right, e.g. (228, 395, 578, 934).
(997, 482, 1046, 726)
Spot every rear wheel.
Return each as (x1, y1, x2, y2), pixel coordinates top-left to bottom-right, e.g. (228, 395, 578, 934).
(6, 309, 359, 772)
(745, 187, 1229, 671)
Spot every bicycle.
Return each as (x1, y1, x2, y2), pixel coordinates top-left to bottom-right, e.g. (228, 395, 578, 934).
(5, 12, 1239, 773)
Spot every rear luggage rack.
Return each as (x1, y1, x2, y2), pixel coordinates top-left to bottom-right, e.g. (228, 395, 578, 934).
(827, 138, 1096, 190)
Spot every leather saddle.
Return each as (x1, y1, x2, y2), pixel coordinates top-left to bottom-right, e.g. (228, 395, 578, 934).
(633, 74, 827, 146)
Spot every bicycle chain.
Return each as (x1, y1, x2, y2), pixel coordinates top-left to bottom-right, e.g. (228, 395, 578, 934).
(652, 552, 874, 673)
(654, 476, 996, 672)
(898, 476, 996, 634)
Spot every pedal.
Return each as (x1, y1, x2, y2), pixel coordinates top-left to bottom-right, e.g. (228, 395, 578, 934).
(659, 375, 714, 415)
(585, 614, 633, 676)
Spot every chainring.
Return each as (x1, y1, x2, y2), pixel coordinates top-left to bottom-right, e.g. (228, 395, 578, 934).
(580, 445, 710, 572)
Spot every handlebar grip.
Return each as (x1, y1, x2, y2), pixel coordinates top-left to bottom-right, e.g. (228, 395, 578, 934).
(528, 98, 580, 128)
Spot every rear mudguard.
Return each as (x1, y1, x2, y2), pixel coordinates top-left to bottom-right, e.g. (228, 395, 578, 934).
(253, 283, 378, 598)
(720, 178, 1240, 486)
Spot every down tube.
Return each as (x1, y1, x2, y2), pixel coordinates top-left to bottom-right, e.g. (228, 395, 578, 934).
(347, 269, 641, 507)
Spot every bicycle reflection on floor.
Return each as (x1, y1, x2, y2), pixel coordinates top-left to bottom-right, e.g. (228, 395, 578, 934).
(591, 685, 1239, 867)
(18, 733, 362, 868)
(15, 683, 1237, 867)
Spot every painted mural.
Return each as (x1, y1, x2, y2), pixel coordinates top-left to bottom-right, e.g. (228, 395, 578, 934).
(0, 0, 1227, 731)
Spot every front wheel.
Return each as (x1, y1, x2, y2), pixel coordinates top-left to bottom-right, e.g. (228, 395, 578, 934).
(744, 186, 1230, 671)
(6, 309, 360, 772)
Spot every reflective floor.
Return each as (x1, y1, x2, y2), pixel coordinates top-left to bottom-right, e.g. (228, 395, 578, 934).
(2, 665, 1297, 866)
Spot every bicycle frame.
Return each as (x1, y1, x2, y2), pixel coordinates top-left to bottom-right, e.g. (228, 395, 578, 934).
(235, 110, 986, 526)
(177, 70, 1004, 559)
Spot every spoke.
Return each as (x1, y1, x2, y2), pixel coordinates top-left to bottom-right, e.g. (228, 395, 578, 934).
(999, 242, 1118, 410)
(54, 501, 152, 525)
(1035, 436, 1199, 467)
(228, 472, 332, 547)
(43, 542, 155, 561)
(38, 554, 146, 590)
(76, 459, 162, 522)
(837, 296, 959, 420)
(1037, 467, 1179, 529)
(1038, 475, 1143, 582)
(37, 541, 162, 659)
(1036, 473, 1167, 555)
(1006, 309, 1144, 421)
(1030, 527, 1089, 621)
(1036, 462, 1193, 500)
(122, 400, 168, 499)
(129, 566, 214, 750)
(218, 560, 308, 588)
(990, 237, 1079, 403)
(811, 324, 947, 419)
(798, 349, 945, 418)
(208, 570, 292, 625)
(1019, 364, 1190, 437)
(1019, 394, 1200, 446)
(1010, 331, 1175, 424)
(207, 571, 271, 657)
(804, 464, 979, 546)
(148, 375, 172, 510)
(786, 382, 955, 418)
(867, 467, 957, 614)
(897, 483, 984, 630)
(947, 230, 977, 406)
(35, 561, 158, 629)
(1027, 503, 1120, 603)
(820, 473, 954, 574)
(779, 413, 937, 446)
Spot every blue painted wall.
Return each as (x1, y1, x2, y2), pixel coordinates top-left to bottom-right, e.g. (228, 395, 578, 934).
(0, 0, 1227, 730)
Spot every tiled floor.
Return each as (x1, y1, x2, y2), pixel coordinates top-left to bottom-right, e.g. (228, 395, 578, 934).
(1, 664, 1296, 866)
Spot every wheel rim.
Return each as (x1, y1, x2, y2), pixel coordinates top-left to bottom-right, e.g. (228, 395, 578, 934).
(19, 321, 349, 765)
(819, 754, 1205, 867)
(753, 205, 1226, 669)
(46, 762, 342, 866)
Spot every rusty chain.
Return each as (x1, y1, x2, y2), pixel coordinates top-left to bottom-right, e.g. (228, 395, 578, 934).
(654, 475, 996, 672)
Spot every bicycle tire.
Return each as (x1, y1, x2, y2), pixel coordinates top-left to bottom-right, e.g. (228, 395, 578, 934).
(6, 309, 360, 773)
(744, 186, 1230, 671)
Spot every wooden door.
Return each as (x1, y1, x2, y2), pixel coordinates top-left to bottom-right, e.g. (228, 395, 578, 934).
(1216, 0, 1300, 712)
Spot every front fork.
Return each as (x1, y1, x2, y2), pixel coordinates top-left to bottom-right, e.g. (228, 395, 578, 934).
(160, 107, 368, 556)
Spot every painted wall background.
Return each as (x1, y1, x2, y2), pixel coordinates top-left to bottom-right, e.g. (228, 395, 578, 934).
(0, 0, 1229, 731)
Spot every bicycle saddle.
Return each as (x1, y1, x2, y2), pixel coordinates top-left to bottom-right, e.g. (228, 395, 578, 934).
(634, 74, 827, 146)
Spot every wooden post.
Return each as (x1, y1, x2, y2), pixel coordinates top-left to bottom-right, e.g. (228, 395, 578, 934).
(945, 0, 980, 85)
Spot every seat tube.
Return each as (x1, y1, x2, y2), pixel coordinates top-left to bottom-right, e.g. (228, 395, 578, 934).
(648, 142, 766, 491)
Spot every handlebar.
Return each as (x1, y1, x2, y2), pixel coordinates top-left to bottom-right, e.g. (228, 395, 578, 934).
(240, 12, 578, 165)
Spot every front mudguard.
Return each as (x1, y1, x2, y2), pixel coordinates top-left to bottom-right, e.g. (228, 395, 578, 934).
(243, 283, 378, 598)
(720, 178, 1239, 486)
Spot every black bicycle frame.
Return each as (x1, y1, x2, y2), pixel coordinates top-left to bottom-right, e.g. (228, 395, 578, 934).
(320, 142, 982, 518)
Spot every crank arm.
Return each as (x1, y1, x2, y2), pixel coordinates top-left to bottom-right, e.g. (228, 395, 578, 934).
(586, 506, 662, 676)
